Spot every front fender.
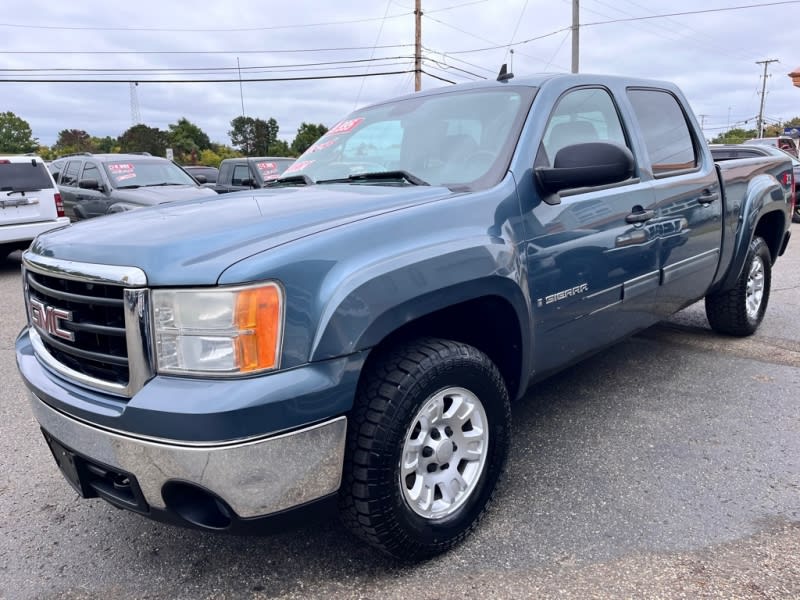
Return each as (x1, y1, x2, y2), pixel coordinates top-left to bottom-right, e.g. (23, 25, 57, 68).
(309, 239, 530, 363)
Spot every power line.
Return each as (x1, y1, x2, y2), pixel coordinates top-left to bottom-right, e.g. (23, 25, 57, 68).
(421, 69, 456, 84)
(0, 12, 413, 33)
(0, 44, 415, 55)
(581, 1, 800, 27)
(0, 56, 417, 73)
(0, 70, 414, 84)
(354, 0, 395, 109)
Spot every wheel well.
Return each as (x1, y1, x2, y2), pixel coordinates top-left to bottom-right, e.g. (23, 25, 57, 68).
(754, 210, 786, 263)
(361, 296, 524, 400)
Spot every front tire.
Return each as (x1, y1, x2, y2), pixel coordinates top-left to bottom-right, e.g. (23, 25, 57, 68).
(705, 236, 772, 336)
(340, 338, 511, 560)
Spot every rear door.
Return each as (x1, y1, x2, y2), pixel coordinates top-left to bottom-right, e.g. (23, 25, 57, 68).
(0, 158, 58, 226)
(626, 88, 722, 314)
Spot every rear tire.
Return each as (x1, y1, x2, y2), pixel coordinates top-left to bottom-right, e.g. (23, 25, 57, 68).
(705, 236, 771, 336)
(339, 338, 511, 561)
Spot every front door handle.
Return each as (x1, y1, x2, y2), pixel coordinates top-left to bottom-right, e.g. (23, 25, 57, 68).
(625, 208, 655, 224)
(698, 189, 719, 205)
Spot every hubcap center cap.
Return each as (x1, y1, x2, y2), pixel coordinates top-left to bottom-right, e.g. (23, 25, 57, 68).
(434, 440, 455, 463)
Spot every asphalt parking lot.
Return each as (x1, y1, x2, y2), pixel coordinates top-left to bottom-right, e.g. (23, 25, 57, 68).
(1, 226, 798, 599)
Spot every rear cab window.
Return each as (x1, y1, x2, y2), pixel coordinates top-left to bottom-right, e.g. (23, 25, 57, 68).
(627, 89, 698, 177)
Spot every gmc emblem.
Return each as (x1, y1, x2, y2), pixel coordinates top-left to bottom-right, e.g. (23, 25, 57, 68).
(29, 298, 75, 342)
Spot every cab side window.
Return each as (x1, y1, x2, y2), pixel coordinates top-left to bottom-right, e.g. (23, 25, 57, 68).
(232, 164, 250, 186)
(81, 162, 102, 185)
(627, 89, 697, 176)
(60, 160, 82, 187)
(540, 87, 629, 167)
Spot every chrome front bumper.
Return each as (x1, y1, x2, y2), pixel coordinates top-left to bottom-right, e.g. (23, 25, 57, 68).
(30, 394, 347, 518)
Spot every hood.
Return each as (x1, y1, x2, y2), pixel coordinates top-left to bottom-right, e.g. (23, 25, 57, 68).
(30, 184, 459, 285)
(111, 185, 217, 205)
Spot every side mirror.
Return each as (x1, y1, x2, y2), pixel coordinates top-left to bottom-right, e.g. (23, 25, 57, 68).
(239, 178, 256, 188)
(535, 142, 635, 196)
(78, 178, 101, 190)
(194, 174, 207, 184)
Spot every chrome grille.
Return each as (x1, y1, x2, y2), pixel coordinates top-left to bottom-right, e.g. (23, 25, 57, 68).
(26, 270, 129, 385)
(22, 253, 153, 398)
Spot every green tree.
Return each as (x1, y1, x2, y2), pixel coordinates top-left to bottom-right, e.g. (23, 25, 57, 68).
(269, 139, 292, 157)
(291, 122, 328, 155)
(229, 116, 257, 155)
(0, 111, 38, 153)
(710, 127, 758, 144)
(118, 124, 168, 156)
(53, 129, 94, 155)
(229, 116, 280, 156)
(92, 136, 118, 153)
(168, 117, 211, 163)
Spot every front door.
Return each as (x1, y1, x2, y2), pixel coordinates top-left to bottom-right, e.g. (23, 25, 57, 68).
(520, 87, 661, 375)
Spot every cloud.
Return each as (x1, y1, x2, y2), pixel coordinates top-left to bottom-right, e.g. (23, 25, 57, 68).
(1, 0, 798, 146)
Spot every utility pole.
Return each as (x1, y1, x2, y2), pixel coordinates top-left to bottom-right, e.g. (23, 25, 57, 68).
(756, 59, 778, 138)
(415, 0, 422, 91)
(571, 0, 579, 73)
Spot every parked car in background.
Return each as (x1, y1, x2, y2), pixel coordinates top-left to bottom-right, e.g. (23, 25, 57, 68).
(743, 136, 798, 157)
(1, 155, 69, 260)
(183, 165, 219, 185)
(213, 157, 295, 193)
(49, 154, 217, 221)
(711, 143, 800, 222)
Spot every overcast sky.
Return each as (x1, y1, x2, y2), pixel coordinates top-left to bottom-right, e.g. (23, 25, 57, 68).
(2, 0, 799, 147)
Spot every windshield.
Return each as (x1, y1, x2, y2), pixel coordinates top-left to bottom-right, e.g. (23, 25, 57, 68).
(285, 86, 535, 190)
(104, 159, 198, 188)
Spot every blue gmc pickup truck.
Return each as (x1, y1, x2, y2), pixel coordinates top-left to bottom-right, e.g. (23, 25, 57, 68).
(15, 74, 793, 560)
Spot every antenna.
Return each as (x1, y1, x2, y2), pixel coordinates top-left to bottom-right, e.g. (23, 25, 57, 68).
(129, 81, 141, 125)
(497, 63, 514, 82)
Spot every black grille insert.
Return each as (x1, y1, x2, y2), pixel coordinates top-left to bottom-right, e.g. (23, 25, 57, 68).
(26, 270, 129, 386)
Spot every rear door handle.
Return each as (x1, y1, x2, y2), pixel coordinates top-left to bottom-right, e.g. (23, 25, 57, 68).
(625, 208, 655, 224)
(698, 190, 719, 205)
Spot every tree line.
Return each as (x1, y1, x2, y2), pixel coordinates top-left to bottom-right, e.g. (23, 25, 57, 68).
(709, 117, 800, 144)
(0, 111, 328, 167)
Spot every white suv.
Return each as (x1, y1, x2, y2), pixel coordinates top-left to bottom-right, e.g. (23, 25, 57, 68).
(1, 155, 70, 259)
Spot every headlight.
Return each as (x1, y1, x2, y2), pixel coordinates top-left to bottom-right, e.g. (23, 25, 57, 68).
(152, 282, 283, 376)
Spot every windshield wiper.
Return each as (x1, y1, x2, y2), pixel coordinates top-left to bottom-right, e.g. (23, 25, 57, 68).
(116, 184, 141, 189)
(5, 188, 42, 195)
(265, 174, 315, 187)
(143, 182, 185, 186)
(317, 170, 429, 186)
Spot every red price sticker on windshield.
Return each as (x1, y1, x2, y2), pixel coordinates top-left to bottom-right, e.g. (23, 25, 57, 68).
(256, 162, 278, 174)
(108, 163, 134, 173)
(308, 137, 338, 154)
(327, 118, 364, 136)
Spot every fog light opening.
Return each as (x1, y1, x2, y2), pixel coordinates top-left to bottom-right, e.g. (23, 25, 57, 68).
(161, 481, 234, 530)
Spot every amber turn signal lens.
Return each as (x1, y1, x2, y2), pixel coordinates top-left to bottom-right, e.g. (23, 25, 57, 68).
(234, 285, 282, 372)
